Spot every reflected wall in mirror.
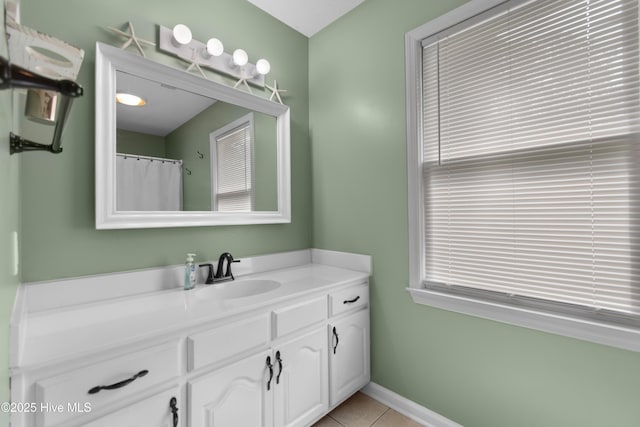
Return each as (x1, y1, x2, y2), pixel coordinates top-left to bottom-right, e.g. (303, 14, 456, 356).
(96, 43, 290, 229)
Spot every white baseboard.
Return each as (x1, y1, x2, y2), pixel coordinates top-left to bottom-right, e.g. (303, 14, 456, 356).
(361, 382, 462, 427)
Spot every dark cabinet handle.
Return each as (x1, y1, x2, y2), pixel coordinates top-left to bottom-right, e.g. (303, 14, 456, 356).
(275, 351, 283, 385)
(343, 296, 361, 304)
(266, 356, 274, 391)
(169, 397, 178, 427)
(88, 370, 149, 394)
(332, 327, 339, 354)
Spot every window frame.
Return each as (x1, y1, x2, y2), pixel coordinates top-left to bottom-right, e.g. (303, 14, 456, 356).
(405, 0, 640, 352)
(209, 112, 255, 212)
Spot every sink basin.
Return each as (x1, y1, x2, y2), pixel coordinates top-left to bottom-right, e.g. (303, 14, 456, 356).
(196, 279, 281, 300)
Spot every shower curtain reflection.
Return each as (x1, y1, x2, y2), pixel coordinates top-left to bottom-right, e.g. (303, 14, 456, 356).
(116, 153, 183, 211)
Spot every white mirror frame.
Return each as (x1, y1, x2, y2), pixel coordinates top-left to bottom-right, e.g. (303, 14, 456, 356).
(95, 43, 291, 229)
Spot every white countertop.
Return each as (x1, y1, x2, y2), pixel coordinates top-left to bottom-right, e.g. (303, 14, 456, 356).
(12, 260, 369, 371)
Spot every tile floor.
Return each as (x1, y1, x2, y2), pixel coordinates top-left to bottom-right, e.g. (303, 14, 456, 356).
(313, 392, 424, 427)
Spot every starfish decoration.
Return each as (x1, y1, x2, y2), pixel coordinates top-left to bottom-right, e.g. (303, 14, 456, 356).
(233, 78, 253, 94)
(107, 22, 155, 57)
(180, 48, 207, 79)
(186, 61, 208, 79)
(266, 80, 287, 104)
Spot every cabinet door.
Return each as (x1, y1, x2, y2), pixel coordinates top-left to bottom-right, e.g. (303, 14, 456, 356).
(189, 349, 273, 427)
(274, 328, 328, 427)
(83, 387, 181, 427)
(329, 309, 370, 406)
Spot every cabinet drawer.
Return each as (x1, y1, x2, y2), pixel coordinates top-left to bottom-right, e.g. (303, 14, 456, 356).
(188, 314, 270, 371)
(82, 386, 181, 427)
(35, 341, 180, 427)
(330, 283, 369, 317)
(273, 296, 327, 339)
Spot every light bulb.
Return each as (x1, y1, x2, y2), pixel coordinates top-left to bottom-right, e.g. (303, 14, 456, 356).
(232, 49, 248, 67)
(205, 38, 224, 57)
(116, 93, 146, 107)
(172, 24, 192, 46)
(256, 59, 270, 75)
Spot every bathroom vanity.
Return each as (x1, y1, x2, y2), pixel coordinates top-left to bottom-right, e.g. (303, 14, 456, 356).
(9, 250, 370, 427)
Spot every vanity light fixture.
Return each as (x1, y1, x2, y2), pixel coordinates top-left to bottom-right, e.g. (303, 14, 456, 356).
(157, 25, 269, 87)
(232, 49, 249, 67)
(205, 38, 224, 57)
(256, 59, 271, 76)
(116, 92, 146, 107)
(172, 24, 192, 46)
(234, 58, 269, 93)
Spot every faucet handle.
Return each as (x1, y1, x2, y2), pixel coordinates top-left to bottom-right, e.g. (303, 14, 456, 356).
(225, 258, 240, 278)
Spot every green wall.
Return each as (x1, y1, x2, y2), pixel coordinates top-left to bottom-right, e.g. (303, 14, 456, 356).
(116, 129, 166, 157)
(0, 5, 20, 426)
(18, 0, 311, 282)
(309, 1, 640, 426)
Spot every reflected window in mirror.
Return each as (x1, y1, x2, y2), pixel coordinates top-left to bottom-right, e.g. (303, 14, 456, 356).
(211, 113, 254, 212)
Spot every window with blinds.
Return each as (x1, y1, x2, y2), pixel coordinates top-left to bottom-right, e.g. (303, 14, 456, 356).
(213, 118, 254, 212)
(420, 0, 640, 323)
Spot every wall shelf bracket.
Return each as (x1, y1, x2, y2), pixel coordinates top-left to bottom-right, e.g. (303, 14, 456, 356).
(3, 5, 85, 155)
(1, 56, 83, 155)
(10, 132, 61, 154)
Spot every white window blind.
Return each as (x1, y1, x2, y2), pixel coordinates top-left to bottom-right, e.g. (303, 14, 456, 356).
(421, 0, 640, 321)
(215, 122, 253, 212)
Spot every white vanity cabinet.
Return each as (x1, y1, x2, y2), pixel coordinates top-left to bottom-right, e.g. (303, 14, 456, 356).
(11, 256, 371, 427)
(328, 284, 371, 406)
(188, 328, 328, 427)
(188, 296, 330, 427)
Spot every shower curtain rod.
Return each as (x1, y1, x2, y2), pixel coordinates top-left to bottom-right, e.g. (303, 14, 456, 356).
(116, 153, 183, 164)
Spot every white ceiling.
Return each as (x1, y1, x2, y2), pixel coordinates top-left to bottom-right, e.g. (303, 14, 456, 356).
(246, 0, 366, 37)
(116, 71, 215, 136)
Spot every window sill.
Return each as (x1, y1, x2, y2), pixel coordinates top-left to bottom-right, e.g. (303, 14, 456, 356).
(407, 287, 640, 353)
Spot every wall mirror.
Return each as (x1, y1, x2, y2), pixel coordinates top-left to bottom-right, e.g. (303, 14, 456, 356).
(95, 43, 290, 229)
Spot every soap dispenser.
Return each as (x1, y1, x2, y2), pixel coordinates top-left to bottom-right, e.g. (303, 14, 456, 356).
(184, 253, 197, 290)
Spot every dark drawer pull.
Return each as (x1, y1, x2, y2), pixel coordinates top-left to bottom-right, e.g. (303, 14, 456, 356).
(169, 397, 179, 427)
(343, 296, 361, 304)
(266, 356, 274, 391)
(88, 369, 149, 394)
(275, 351, 283, 385)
